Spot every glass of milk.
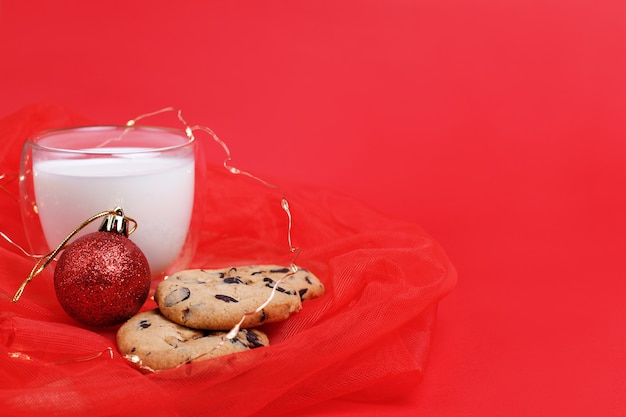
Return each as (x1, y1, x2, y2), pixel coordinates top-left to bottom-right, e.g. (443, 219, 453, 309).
(19, 126, 196, 278)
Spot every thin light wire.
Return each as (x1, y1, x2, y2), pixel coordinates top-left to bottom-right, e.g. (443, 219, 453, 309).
(5, 107, 302, 369)
(0, 232, 44, 259)
(126, 108, 301, 267)
(126, 108, 303, 367)
(0, 172, 19, 202)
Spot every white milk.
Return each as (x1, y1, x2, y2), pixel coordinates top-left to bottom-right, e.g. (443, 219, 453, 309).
(33, 153, 195, 276)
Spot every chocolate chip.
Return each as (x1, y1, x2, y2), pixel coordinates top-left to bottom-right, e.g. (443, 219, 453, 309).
(230, 337, 248, 348)
(264, 277, 295, 295)
(164, 287, 191, 307)
(223, 277, 245, 284)
(260, 310, 267, 322)
(245, 330, 265, 348)
(305, 276, 313, 285)
(215, 294, 238, 303)
(270, 267, 290, 274)
(275, 285, 294, 295)
(138, 319, 151, 329)
(298, 288, 308, 301)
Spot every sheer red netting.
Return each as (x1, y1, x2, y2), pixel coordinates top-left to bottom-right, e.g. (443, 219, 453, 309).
(0, 104, 456, 417)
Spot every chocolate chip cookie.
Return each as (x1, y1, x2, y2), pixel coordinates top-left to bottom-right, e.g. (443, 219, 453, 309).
(116, 309, 269, 371)
(154, 265, 324, 330)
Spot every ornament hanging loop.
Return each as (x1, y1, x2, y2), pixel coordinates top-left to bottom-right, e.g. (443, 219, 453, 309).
(12, 207, 137, 303)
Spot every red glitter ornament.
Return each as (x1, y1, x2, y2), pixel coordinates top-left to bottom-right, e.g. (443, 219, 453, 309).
(53, 209, 151, 327)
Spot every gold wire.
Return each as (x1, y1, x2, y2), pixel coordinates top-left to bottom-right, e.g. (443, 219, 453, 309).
(12, 209, 137, 303)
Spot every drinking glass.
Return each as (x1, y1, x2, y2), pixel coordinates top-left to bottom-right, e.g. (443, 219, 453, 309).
(19, 125, 197, 277)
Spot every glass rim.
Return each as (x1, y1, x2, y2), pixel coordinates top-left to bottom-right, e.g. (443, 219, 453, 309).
(26, 125, 195, 155)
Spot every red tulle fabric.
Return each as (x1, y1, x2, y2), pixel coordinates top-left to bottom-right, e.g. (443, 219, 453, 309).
(0, 104, 456, 417)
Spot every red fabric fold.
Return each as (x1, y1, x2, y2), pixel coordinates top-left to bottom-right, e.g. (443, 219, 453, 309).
(0, 104, 456, 417)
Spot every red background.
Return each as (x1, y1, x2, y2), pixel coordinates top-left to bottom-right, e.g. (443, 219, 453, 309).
(1, 0, 625, 416)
